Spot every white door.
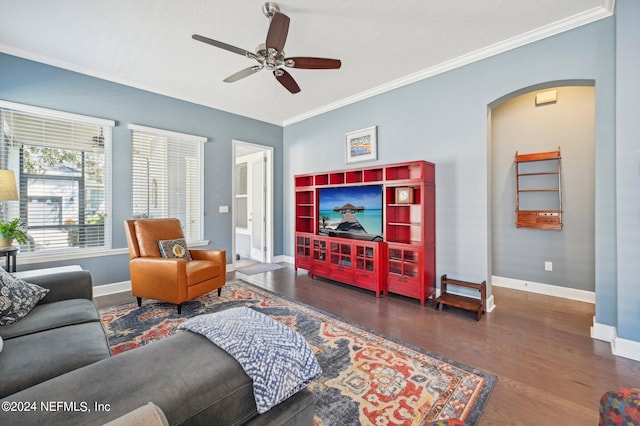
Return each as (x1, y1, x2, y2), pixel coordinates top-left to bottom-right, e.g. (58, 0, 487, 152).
(233, 141, 273, 266)
(249, 151, 266, 261)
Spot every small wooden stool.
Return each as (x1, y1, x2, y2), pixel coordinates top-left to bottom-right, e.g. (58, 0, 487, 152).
(435, 274, 486, 321)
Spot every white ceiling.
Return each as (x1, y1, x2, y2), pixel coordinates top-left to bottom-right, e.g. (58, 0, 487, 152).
(0, 1, 613, 125)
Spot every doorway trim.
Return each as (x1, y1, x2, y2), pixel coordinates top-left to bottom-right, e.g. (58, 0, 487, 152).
(232, 140, 274, 269)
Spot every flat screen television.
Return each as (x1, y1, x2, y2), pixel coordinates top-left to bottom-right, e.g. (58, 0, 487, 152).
(318, 185, 383, 240)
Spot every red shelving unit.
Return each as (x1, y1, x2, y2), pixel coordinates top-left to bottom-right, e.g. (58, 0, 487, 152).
(294, 160, 435, 304)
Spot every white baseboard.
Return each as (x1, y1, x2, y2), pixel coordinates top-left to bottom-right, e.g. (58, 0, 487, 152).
(591, 317, 617, 342)
(13, 265, 83, 279)
(491, 277, 640, 361)
(277, 255, 294, 264)
(591, 317, 640, 362)
(491, 275, 595, 303)
(493, 279, 640, 361)
(613, 337, 640, 362)
(491, 276, 640, 360)
(93, 281, 132, 297)
(486, 295, 496, 312)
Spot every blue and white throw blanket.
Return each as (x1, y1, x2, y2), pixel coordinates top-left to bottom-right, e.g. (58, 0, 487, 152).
(178, 307, 321, 414)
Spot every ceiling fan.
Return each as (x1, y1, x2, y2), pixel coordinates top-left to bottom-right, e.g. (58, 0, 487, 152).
(192, 2, 342, 94)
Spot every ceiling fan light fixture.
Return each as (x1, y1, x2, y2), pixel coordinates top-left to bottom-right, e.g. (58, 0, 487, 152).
(262, 2, 280, 19)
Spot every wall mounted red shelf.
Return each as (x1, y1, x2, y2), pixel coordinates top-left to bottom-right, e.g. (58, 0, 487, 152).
(294, 160, 435, 305)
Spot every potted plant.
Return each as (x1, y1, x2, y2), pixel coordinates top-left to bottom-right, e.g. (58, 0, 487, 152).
(0, 217, 30, 248)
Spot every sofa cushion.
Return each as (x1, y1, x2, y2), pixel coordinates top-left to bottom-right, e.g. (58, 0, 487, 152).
(0, 321, 111, 398)
(0, 331, 312, 425)
(134, 219, 184, 257)
(0, 269, 49, 326)
(0, 299, 101, 340)
(186, 260, 223, 285)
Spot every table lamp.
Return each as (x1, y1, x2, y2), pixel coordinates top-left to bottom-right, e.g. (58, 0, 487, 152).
(0, 169, 20, 249)
(0, 169, 19, 202)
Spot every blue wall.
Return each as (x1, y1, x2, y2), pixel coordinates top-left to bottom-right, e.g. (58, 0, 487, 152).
(284, 3, 640, 347)
(284, 17, 615, 290)
(615, 0, 640, 342)
(0, 53, 284, 285)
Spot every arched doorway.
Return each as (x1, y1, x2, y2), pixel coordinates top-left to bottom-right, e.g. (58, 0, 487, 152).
(488, 81, 596, 301)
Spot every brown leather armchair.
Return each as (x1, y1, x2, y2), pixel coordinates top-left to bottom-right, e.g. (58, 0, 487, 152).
(124, 218, 226, 313)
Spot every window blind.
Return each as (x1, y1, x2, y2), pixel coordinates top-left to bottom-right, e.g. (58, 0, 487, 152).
(129, 124, 206, 241)
(0, 100, 114, 253)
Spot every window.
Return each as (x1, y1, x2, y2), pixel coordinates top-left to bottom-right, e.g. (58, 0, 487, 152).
(129, 124, 206, 241)
(0, 100, 114, 253)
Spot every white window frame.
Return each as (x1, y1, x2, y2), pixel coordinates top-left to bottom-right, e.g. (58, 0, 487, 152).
(128, 124, 207, 244)
(0, 100, 115, 262)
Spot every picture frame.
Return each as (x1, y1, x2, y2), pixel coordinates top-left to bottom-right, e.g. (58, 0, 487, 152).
(345, 126, 377, 164)
(395, 187, 413, 204)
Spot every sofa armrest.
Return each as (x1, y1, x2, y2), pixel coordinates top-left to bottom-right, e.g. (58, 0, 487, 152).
(129, 257, 187, 280)
(190, 249, 227, 278)
(25, 270, 93, 304)
(190, 248, 226, 265)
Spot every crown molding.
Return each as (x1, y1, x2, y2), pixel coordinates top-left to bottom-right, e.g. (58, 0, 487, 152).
(283, 2, 615, 126)
(0, 1, 615, 128)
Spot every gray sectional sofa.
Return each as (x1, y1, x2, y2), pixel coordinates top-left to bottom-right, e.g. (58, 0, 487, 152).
(0, 270, 314, 425)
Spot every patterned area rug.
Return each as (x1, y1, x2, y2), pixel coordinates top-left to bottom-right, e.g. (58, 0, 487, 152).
(99, 280, 496, 425)
(236, 262, 287, 275)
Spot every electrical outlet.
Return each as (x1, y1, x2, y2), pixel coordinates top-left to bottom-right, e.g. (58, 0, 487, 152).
(545, 261, 553, 271)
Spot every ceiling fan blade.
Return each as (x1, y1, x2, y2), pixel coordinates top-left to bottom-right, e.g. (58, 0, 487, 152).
(192, 34, 256, 59)
(224, 66, 262, 83)
(284, 57, 342, 70)
(266, 12, 290, 52)
(274, 69, 300, 94)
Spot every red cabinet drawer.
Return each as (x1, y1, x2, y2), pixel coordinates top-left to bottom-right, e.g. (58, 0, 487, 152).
(354, 272, 377, 291)
(296, 256, 312, 270)
(330, 265, 354, 284)
(312, 262, 330, 277)
(387, 274, 420, 298)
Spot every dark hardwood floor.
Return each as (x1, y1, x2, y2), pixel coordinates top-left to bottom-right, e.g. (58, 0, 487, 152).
(95, 265, 640, 425)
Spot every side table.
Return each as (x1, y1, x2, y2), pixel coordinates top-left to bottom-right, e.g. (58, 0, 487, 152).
(0, 246, 18, 273)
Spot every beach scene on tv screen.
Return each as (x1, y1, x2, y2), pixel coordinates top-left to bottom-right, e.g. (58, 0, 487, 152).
(318, 185, 383, 237)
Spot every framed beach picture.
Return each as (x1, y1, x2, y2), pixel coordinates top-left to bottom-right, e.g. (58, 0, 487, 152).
(345, 126, 377, 164)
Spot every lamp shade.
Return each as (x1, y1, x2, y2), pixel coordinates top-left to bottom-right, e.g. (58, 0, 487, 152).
(0, 170, 19, 201)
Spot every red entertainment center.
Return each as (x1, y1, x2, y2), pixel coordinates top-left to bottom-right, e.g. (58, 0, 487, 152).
(294, 160, 435, 305)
